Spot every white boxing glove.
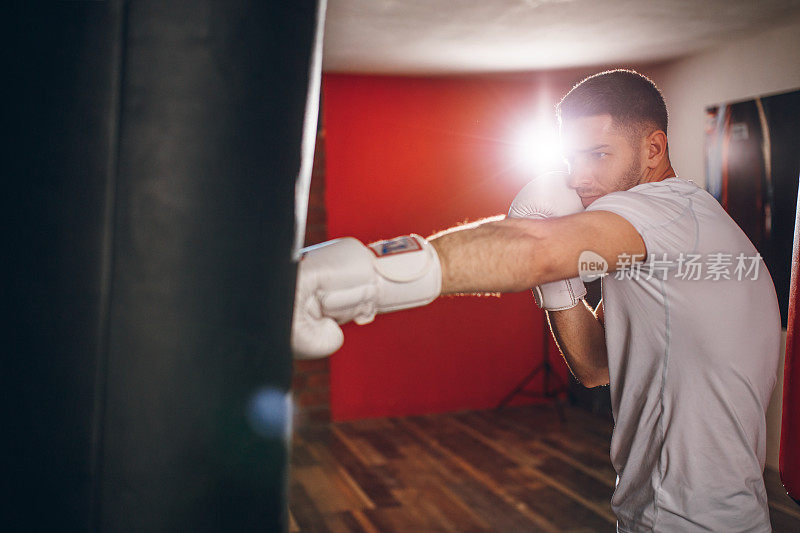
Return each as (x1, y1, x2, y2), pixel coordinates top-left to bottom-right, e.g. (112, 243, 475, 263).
(291, 234, 441, 359)
(509, 171, 587, 310)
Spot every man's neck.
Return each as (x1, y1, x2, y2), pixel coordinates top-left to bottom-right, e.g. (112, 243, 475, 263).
(640, 157, 676, 185)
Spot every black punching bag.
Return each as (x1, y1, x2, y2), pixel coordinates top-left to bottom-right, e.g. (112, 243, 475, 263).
(5, 1, 323, 531)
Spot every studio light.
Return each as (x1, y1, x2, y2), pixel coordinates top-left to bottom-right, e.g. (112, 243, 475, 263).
(513, 121, 565, 175)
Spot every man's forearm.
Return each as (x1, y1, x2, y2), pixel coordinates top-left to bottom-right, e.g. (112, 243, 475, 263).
(428, 210, 645, 297)
(429, 216, 562, 294)
(547, 302, 609, 388)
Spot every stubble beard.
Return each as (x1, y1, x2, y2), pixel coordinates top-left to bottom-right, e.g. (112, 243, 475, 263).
(579, 148, 644, 206)
(617, 149, 643, 192)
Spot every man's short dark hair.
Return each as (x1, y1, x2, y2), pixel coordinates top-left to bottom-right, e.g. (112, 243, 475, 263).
(556, 69, 668, 138)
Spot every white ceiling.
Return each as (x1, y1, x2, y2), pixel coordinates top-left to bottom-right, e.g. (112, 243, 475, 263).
(323, 0, 800, 74)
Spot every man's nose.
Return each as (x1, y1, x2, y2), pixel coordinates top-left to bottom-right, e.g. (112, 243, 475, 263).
(568, 167, 592, 190)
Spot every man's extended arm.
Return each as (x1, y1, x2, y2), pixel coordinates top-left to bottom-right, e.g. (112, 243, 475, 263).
(429, 210, 645, 293)
(292, 208, 643, 360)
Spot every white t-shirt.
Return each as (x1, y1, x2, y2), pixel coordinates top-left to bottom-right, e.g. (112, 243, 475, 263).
(586, 177, 781, 532)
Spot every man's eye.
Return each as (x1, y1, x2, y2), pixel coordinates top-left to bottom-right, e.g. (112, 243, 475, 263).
(590, 152, 608, 160)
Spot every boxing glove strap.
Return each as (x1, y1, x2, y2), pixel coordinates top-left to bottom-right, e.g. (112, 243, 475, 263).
(532, 277, 587, 311)
(368, 234, 442, 314)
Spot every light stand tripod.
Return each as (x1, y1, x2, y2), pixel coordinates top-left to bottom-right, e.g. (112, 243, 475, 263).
(495, 315, 567, 421)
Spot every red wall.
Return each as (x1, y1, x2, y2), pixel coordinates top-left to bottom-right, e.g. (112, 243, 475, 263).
(323, 73, 576, 421)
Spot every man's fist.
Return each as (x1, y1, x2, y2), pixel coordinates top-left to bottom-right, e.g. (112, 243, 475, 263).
(291, 235, 442, 359)
(509, 171, 587, 310)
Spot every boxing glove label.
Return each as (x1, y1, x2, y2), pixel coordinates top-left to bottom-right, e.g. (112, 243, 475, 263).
(368, 235, 422, 257)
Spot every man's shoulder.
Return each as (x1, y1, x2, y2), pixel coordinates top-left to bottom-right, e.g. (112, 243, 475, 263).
(588, 178, 709, 212)
(584, 178, 703, 235)
(627, 177, 700, 197)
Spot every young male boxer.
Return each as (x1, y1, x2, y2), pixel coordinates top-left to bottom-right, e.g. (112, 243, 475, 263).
(291, 70, 781, 532)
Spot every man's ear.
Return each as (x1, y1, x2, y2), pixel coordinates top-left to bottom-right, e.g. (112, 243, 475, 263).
(645, 130, 668, 168)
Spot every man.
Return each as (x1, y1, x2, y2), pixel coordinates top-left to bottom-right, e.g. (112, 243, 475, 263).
(291, 70, 781, 532)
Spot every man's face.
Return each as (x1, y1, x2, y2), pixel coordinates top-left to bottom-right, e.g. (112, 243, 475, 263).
(560, 114, 644, 208)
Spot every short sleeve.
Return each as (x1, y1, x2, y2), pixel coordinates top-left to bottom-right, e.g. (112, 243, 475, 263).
(585, 187, 699, 260)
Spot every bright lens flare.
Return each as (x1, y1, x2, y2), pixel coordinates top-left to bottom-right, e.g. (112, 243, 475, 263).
(513, 123, 563, 174)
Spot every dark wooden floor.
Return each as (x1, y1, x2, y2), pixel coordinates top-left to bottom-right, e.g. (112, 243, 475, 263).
(289, 404, 800, 532)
